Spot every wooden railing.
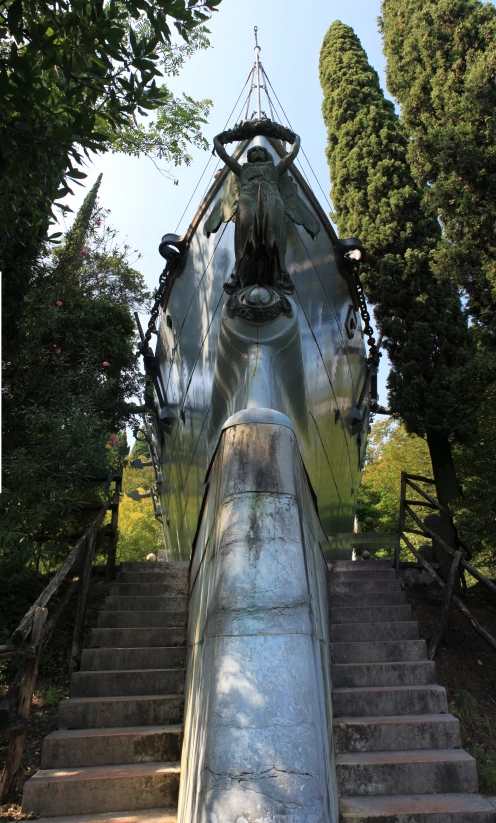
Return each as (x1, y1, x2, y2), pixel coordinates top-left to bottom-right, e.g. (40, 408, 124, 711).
(397, 472, 496, 660)
(0, 471, 122, 802)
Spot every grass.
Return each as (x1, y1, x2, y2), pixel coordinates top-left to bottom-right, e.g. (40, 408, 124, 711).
(36, 683, 64, 709)
(451, 688, 496, 794)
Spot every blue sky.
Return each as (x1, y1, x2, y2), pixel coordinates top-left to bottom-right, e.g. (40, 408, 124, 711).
(66, 0, 391, 402)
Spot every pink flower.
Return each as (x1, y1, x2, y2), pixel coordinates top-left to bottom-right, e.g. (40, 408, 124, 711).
(102, 361, 109, 367)
(115, 440, 121, 447)
(56, 300, 63, 307)
(54, 347, 61, 354)
(107, 439, 114, 446)
(96, 220, 101, 227)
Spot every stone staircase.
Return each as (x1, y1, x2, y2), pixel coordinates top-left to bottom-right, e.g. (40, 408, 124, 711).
(330, 559, 496, 822)
(21, 561, 189, 822)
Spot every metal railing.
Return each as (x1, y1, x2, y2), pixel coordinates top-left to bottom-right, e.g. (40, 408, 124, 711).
(0, 472, 122, 802)
(396, 472, 496, 660)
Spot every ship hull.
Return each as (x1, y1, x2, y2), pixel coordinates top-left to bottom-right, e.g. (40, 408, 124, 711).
(154, 136, 368, 560)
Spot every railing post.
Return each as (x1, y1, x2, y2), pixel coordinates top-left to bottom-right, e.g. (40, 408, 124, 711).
(428, 550, 462, 660)
(106, 472, 122, 583)
(69, 530, 97, 674)
(0, 607, 47, 802)
(396, 473, 407, 577)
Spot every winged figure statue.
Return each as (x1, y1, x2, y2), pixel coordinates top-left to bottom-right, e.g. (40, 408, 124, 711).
(204, 120, 320, 292)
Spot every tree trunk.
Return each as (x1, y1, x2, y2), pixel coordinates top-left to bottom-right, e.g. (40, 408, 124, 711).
(425, 430, 461, 584)
(425, 430, 461, 507)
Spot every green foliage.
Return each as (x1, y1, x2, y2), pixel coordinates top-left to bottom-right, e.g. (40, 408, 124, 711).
(451, 363, 496, 569)
(358, 417, 496, 574)
(357, 419, 432, 533)
(117, 445, 164, 562)
(0, 178, 147, 576)
(379, 0, 496, 325)
(451, 689, 496, 792)
(0, 0, 219, 339)
(319, 22, 471, 445)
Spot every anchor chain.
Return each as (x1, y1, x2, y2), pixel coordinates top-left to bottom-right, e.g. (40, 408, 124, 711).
(353, 267, 381, 372)
(138, 264, 170, 355)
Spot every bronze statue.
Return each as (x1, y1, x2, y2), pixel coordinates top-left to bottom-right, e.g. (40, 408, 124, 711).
(205, 120, 320, 293)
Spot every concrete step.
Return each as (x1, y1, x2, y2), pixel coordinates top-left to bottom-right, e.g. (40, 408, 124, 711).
(331, 622, 419, 643)
(111, 584, 187, 598)
(41, 725, 182, 768)
(331, 605, 412, 624)
(340, 793, 496, 821)
(59, 695, 184, 729)
(90, 628, 187, 648)
(331, 561, 393, 572)
(330, 579, 402, 594)
(334, 714, 462, 753)
(104, 596, 188, 612)
(332, 661, 436, 688)
(97, 612, 188, 629)
(333, 684, 448, 717)
(22, 762, 180, 816)
(70, 669, 185, 698)
(117, 572, 188, 586)
(336, 749, 478, 796)
(332, 569, 397, 581)
(33, 810, 177, 823)
(81, 647, 186, 672)
(331, 639, 427, 664)
(331, 591, 406, 608)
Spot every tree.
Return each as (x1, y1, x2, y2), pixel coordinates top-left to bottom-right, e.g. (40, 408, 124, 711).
(117, 437, 164, 562)
(0, 0, 219, 345)
(358, 419, 432, 533)
(0, 177, 147, 575)
(379, 0, 496, 327)
(319, 21, 472, 509)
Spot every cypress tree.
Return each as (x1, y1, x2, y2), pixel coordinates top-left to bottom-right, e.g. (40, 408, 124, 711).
(379, 0, 496, 325)
(319, 21, 471, 506)
(54, 174, 103, 279)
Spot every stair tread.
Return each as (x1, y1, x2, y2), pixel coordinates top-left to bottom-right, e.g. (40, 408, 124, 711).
(332, 661, 431, 668)
(340, 793, 495, 814)
(30, 762, 181, 782)
(34, 810, 177, 823)
(46, 725, 182, 740)
(333, 621, 416, 628)
(337, 748, 474, 765)
(74, 668, 185, 674)
(63, 694, 183, 704)
(334, 713, 458, 725)
(334, 684, 446, 694)
(84, 647, 186, 652)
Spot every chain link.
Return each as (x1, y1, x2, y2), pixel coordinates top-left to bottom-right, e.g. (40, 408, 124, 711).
(353, 267, 381, 372)
(138, 264, 171, 355)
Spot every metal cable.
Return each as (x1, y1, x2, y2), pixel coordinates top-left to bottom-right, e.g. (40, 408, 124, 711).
(263, 70, 334, 213)
(174, 70, 253, 234)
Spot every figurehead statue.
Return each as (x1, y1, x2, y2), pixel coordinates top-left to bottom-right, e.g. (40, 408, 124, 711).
(205, 120, 320, 298)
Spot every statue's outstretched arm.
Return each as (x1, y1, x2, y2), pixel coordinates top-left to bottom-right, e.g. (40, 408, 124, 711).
(277, 134, 301, 177)
(213, 135, 242, 176)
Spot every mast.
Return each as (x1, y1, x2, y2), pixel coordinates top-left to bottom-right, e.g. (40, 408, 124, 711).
(243, 27, 274, 121)
(254, 26, 262, 119)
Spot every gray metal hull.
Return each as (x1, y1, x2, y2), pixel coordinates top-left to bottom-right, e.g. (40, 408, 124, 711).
(154, 136, 368, 560)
